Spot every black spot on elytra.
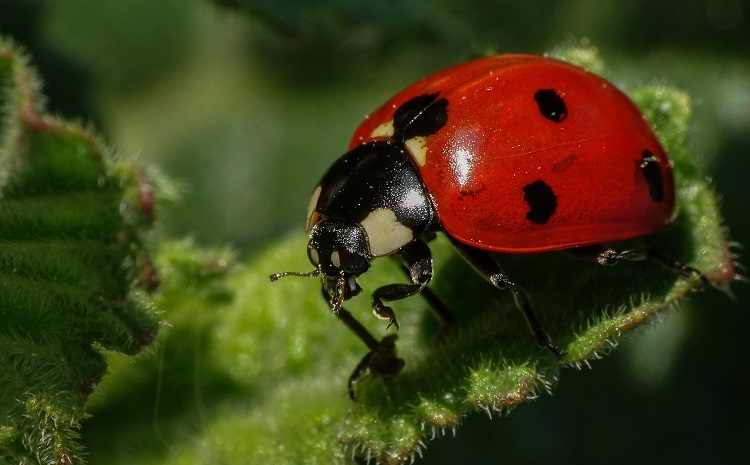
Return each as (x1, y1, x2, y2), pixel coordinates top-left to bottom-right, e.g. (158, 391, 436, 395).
(393, 93, 449, 141)
(534, 89, 567, 122)
(523, 180, 557, 224)
(640, 150, 664, 202)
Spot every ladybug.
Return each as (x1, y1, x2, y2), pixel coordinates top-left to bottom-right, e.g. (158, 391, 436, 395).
(271, 54, 707, 396)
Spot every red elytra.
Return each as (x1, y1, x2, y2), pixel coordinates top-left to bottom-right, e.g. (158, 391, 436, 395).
(350, 55, 676, 253)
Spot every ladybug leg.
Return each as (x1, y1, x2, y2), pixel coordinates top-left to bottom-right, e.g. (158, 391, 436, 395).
(396, 264, 454, 327)
(346, 334, 404, 400)
(371, 239, 434, 331)
(450, 239, 566, 358)
(396, 233, 455, 327)
(321, 287, 405, 399)
(647, 249, 710, 290)
(325, 287, 380, 351)
(570, 245, 709, 291)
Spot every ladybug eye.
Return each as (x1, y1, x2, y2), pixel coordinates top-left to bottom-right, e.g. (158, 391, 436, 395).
(338, 250, 370, 275)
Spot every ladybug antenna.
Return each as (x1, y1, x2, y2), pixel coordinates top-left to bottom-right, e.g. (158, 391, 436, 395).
(269, 268, 320, 282)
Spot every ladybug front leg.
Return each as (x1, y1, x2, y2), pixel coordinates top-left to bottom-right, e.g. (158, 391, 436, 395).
(321, 288, 405, 399)
(371, 239, 434, 330)
(449, 239, 566, 359)
(569, 245, 709, 290)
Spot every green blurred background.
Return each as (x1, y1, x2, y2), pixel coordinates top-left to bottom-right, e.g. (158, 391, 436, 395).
(1, 0, 748, 463)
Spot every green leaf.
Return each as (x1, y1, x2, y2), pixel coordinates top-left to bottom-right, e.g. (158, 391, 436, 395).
(82, 45, 735, 465)
(0, 39, 160, 464)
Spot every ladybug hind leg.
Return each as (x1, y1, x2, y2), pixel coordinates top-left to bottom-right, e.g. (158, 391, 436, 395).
(569, 245, 709, 291)
(449, 238, 566, 359)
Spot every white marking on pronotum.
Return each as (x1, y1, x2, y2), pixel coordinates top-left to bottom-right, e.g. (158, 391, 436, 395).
(404, 136, 428, 166)
(305, 185, 322, 232)
(370, 120, 394, 139)
(360, 207, 414, 257)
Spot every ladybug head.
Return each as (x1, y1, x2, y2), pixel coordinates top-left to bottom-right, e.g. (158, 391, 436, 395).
(307, 219, 372, 278)
(270, 218, 372, 312)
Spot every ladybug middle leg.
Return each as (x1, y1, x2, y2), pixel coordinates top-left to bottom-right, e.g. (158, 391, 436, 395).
(395, 264, 455, 328)
(395, 231, 455, 327)
(449, 238, 566, 358)
(370, 239, 434, 330)
(569, 245, 709, 290)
